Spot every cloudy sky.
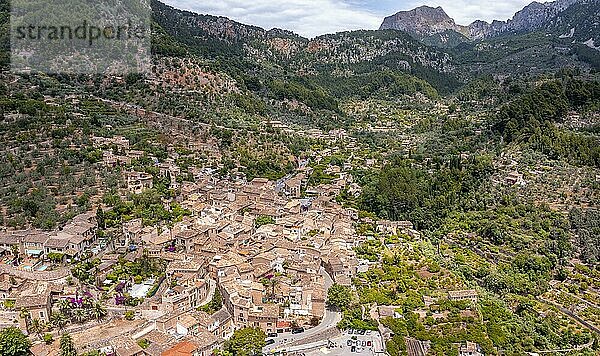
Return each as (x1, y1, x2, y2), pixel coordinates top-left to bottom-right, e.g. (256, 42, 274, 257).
(163, 0, 537, 38)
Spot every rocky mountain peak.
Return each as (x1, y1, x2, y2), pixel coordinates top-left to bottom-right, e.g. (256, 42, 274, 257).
(467, 0, 584, 39)
(379, 5, 468, 38)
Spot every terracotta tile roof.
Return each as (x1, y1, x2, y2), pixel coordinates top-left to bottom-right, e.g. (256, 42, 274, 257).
(161, 341, 198, 356)
(276, 320, 291, 328)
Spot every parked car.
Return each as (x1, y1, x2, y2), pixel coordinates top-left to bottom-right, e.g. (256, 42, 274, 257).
(268, 333, 278, 338)
(265, 339, 275, 345)
(291, 327, 305, 334)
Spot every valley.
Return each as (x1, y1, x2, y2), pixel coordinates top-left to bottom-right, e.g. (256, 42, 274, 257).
(0, 0, 599, 355)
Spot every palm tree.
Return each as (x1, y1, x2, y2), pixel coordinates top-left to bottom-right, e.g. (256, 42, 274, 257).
(56, 299, 72, 314)
(90, 302, 107, 323)
(10, 245, 20, 265)
(269, 275, 281, 300)
(50, 311, 68, 331)
(72, 308, 87, 324)
(167, 221, 174, 243)
(99, 292, 109, 303)
(19, 307, 31, 331)
(29, 318, 46, 340)
(80, 295, 93, 309)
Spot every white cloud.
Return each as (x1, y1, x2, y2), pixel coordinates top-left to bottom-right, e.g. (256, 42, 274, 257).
(163, 0, 382, 38)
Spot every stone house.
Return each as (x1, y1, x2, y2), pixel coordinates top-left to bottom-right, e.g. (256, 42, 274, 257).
(127, 171, 154, 194)
(248, 304, 279, 334)
(448, 290, 478, 303)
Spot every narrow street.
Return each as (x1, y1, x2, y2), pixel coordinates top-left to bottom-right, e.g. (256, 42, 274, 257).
(198, 278, 216, 307)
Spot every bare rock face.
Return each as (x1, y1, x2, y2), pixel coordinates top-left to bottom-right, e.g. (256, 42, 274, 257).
(467, 0, 583, 39)
(379, 6, 468, 38)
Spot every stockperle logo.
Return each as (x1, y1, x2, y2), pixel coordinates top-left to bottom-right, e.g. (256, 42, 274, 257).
(10, 0, 151, 74)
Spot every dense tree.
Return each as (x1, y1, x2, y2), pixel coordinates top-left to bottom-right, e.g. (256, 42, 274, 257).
(327, 283, 352, 310)
(0, 327, 31, 356)
(360, 155, 494, 230)
(494, 79, 600, 167)
(570, 208, 600, 263)
(254, 215, 275, 228)
(267, 78, 339, 112)
(222, 327, 266, 356)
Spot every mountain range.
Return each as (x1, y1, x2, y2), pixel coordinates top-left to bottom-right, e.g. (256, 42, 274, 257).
(149, 0, 600, 83)
(1, 0, 599, 97)
(380, 0, 599, 47)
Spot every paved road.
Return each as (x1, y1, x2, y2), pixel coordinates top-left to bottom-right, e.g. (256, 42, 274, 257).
(264, 268, 342, 354)
(305, 330, 385, 356)
(269, 330, 385, 356)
